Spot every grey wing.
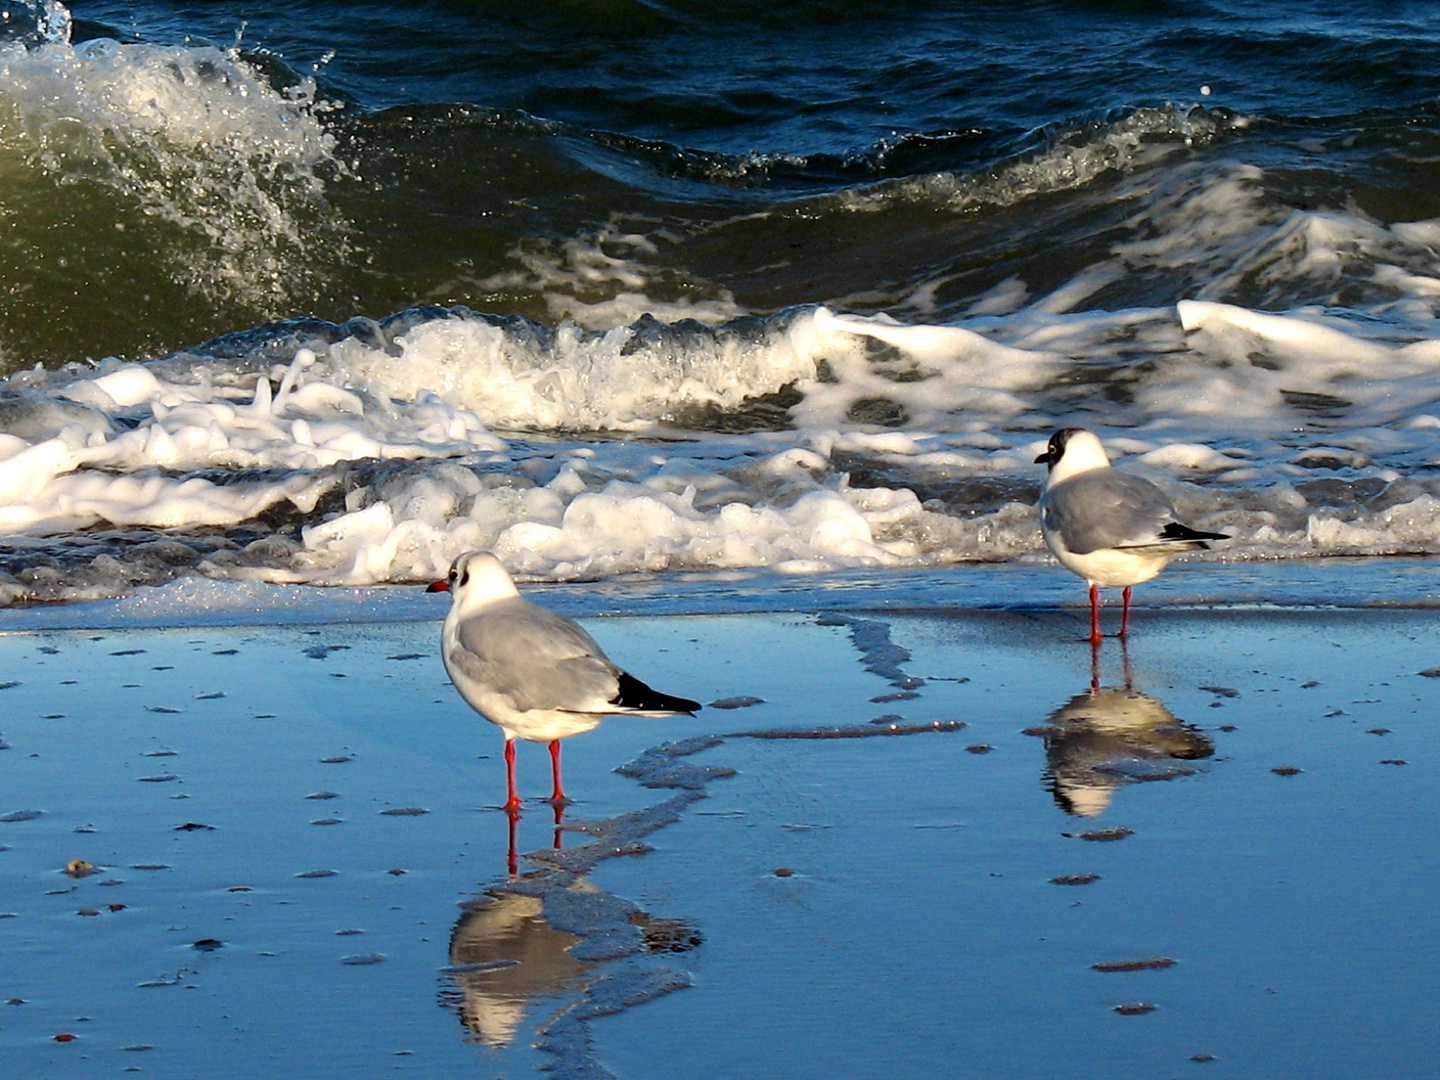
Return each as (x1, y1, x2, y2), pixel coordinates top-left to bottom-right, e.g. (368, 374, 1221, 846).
(1043, 470, 1178, 554)
(451, 599, 622, 713)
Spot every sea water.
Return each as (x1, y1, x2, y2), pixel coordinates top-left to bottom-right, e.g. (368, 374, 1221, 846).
(4, 2, 1440, 602)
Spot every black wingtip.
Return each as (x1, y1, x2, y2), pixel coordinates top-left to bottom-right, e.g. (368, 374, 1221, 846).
(612, 671, 701, 714)
(1158, 522, 1229, 545)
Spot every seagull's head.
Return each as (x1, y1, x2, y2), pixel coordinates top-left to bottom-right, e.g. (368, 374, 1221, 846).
(1035, 427, 1111, 481)
(426, 551, 520, 608)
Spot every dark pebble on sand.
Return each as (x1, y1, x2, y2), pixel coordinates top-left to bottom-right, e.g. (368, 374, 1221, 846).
(1069, 827, 1134, 842)
(303, 645, 350, 659)
(1092, 957, 1176, 972)
(1051, 874, 1101, 885)
(710, 695, 766, 709)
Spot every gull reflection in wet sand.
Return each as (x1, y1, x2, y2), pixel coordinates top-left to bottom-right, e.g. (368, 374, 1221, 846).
(445, 888, 595, 1048)
(444, 878, 702, 1049)
(505, 801, 567, 878)
(1029, 644, 1214, 816)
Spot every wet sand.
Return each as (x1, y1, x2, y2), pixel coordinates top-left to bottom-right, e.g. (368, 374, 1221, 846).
(1, 573, 1438, 1079)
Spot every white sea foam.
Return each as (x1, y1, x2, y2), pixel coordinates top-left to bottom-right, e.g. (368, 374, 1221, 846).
(2, 267, 1440, 606)
(473, 219, 747, 330)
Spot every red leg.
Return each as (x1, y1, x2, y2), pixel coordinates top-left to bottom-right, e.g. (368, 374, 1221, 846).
(547, 739, 566, 805)
(1120, 585, 1133, 639)
(1088, 582, 1103, 644)
(502, 737, 522, 812)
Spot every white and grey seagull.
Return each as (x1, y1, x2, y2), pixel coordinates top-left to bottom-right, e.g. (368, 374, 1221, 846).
(428, 551, 700, 812)
(1035, 428, 1228, 643)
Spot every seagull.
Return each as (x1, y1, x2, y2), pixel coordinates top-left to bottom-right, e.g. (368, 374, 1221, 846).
(427, 551, 700, 812)
(1035, 428, 1227, 643)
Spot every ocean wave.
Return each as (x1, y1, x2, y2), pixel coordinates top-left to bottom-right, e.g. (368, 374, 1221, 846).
(0, 10, 346, 361)
(832, 106, 1239, 215)
(465, 104, 1232, 201)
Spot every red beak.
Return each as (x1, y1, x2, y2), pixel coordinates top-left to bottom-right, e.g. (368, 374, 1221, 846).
(425, 580, 450, 593)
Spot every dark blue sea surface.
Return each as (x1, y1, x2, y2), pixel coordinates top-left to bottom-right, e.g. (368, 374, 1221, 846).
(7, 0, 1440, 361)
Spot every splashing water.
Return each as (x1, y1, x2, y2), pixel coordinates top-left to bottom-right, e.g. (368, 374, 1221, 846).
(0, 9, 345, 359)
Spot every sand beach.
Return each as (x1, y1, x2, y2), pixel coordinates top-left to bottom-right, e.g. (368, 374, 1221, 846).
(1, 561, 1437, 1079)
